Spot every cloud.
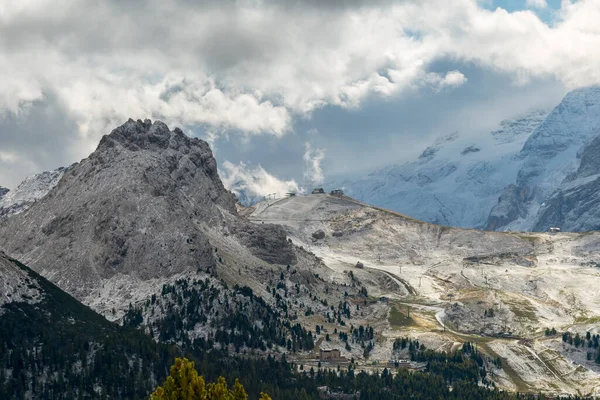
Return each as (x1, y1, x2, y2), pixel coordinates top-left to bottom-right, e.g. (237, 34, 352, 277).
(220, 161, 300, 205)
(525, 0, 548, 9)
(439, 71, 468, 88)
(1, 0, 600, 185)
(303, 142, 326, 186)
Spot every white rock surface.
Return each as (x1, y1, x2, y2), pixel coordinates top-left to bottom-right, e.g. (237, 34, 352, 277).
(0, 167, 66, 220)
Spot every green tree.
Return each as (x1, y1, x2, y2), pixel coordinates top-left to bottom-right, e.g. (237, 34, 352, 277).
(151, 358, 271, 400)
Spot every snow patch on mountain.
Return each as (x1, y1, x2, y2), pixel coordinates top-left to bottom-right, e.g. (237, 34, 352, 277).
(327, 109, 548, 228)
(0, 167, 66, 220)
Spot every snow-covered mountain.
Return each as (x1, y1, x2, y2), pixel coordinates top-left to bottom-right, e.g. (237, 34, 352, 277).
(0, 167, 66, 220)
(488, 86, 600, 231)
(330, 86, 600, 232)
(327, 109, 548, 228)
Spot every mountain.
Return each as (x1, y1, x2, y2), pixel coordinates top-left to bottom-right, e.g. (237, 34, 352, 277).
(0, 167, 66, 220)
(487, 86, 600, 231)
(0, 251, 177, 398)
(327, 109, 548, 228)
(0, 119, 295, 305)
(532, 131, 600, 231)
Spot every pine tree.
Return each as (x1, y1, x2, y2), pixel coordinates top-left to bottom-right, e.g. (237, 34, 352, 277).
(151, 357, 271, 400)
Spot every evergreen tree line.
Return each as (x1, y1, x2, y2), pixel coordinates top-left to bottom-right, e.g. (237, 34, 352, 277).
(562, 331, 600, 363)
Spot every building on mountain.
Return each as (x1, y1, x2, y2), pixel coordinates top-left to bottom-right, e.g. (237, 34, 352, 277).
(548, 227, 561, 234)
(312, 188, 325, 194)
(330, 189, 344, 198)
(319, 349, 342, 362)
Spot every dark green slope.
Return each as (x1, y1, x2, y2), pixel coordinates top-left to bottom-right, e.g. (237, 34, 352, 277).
(0, 255, 177, 399)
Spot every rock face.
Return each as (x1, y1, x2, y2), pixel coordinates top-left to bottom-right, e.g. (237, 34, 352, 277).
(533, 132, 600, 232)
(0, 167, 66, 220)
(327, 110, 546, 229)
(487, 86, 600, 231)
(0, 251, 44, 312)
(0, 119, 293, 300)
(485, 185, 528, 231)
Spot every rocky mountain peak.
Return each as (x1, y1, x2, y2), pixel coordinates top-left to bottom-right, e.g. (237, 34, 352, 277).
(99, 119, 192, 153)
(0, 119, 297, 301)
(87, 118, 237, 213)
(0, 187, 8, 199)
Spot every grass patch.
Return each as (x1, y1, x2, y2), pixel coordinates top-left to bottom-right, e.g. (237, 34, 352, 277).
(499, 293, 539, 323)
(389, 306, 416, 328)
(514, 234, 541, 244)
(573, 315, 600, 324)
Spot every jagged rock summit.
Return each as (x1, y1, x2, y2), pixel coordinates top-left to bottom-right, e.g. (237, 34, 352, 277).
(0, 119, 292, 302)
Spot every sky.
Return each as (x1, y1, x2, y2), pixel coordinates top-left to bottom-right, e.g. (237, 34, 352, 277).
(0, 0, 599, 199)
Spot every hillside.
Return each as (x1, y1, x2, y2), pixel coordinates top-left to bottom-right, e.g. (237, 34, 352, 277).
(0, 251, 177, 398)
(249, 193, 600, 396)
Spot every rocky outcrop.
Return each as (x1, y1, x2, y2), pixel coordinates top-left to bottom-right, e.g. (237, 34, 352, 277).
(312, 229, 326, 240)
(533, 132, 600, 232)
(233, 223, 295, 265)
(0, 167, 66, 220)
(0, 119, 290, 300)
(486, 185, 529, 231)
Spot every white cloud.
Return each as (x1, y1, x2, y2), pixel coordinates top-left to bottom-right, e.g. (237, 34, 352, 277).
(525, 0, 548, 9)
(0, 151, 19, 164)
(220, 161, 300, 205)
(303, 142, 326, 186)
(1, 0, 600, 182)
(439, 71, 468, 88)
